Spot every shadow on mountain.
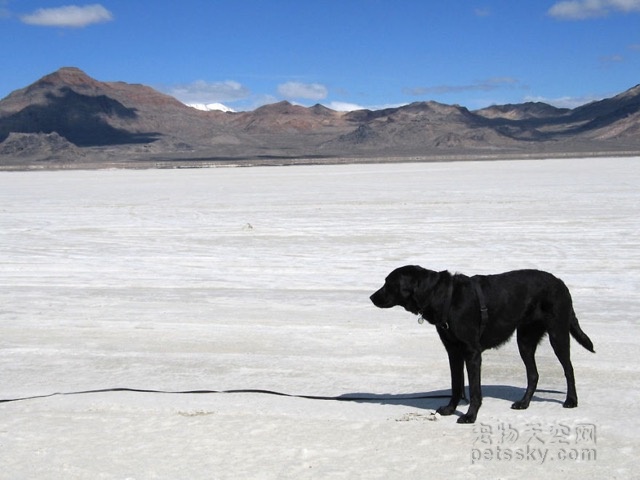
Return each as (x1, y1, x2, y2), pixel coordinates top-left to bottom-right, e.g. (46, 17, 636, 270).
(0, 88, 160, 146)
(478, 91, 640, 140)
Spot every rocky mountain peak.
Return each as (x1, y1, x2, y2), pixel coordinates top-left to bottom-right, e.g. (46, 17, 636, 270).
(40, 66, 99, 87)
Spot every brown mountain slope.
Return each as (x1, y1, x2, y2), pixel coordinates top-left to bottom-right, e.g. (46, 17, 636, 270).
(330, 101, 520, 153)
(0, 67, 235, 147)
(474, 102, 570, 121)
(230, 101, 348, 133)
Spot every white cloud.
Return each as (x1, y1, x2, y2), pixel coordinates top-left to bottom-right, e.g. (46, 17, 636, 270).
(20, 4, 113, 28)
(548, 0, 640, 20)
(325, 101, 410, 112)
(277, 82, 328, 101)
(167, 80, 251, 104)
(326, 101, 366, 112)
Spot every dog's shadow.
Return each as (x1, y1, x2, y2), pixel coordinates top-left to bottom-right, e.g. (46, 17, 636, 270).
(337, 385, 565, 411)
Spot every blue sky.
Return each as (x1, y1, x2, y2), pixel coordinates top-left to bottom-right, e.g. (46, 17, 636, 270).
(1, 1, 639, 111)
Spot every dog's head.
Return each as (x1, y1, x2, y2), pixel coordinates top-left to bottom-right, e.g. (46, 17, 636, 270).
(370, 265, 440, 315)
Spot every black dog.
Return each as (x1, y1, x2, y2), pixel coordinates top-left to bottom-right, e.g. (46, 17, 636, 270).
(370, 266, 595, 424)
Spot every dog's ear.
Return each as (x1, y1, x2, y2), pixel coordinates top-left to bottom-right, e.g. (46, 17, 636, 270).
(412, 269, 440, 306)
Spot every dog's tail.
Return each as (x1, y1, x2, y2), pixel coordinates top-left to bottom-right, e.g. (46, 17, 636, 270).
(570, 310, 595, 353)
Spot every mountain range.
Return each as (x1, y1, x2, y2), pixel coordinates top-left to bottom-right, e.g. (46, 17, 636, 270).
(1, 67, 639, 169)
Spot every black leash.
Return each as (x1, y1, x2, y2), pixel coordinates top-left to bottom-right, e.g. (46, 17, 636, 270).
(0, 387, 452, 405)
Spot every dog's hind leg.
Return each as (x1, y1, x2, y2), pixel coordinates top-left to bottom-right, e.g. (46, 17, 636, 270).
(549, 331, 578, 408)
(512, 323, 546, 410)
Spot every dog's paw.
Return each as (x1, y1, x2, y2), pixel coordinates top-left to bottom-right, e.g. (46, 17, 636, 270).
(436, 405, 456, 416)
(563, 399, 578, 408)
(511, 400, 530, 410)
(457, 414, 477, 424)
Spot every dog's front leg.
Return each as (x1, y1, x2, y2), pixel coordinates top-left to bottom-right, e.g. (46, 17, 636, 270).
(436, 346, 465, 416)
(458, 349, 482, 424)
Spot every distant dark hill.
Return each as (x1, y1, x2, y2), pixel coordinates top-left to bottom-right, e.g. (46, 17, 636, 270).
(474, 102, 570, 121)
(1, 67, 640, 168)
(333, 101, 518, 153)
(567, 84, 640, 138)
(473, 85, 640, 142)
(0, 87, 158, 146)
(231, 100, 348, 134)
(0, 132, 83, 161)
(0, 67, 230, 148)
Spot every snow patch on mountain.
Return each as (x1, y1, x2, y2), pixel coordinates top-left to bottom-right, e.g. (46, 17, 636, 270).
(186, 102, 235, 113)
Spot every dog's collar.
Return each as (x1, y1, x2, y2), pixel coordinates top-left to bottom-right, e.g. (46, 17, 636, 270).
(418, 275, 454, 330)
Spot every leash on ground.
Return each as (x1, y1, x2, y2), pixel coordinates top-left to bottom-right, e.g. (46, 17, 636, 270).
(0, 387, 566, 405)
(0, 387, 455, 405)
